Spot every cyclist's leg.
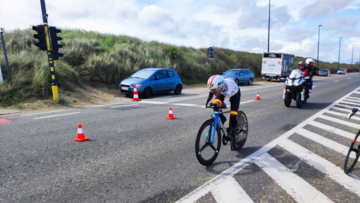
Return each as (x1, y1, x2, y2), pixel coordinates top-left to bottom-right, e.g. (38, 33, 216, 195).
(229, 89, 241, 129)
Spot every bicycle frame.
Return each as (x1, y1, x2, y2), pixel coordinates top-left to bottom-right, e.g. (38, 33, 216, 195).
(205, 111, 230, 144)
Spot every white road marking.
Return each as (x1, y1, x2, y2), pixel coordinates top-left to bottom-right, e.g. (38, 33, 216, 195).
(176, 86, 360, 203)
(278, 139, 360, 196)
(308, 121, 354, 140)
(211, 176, 254, 203)
(87, 102, 124, 107)
(254, 153, 333, 203)
(318, 114, 360, 129)
(348, 78, 351, 79)
(346, 96, 360, 100)
(338, 100, 360, 106)
(330, 107, 351, 113)
(110, 104, 138, 109)
(353, 92, 360, 94)
(296, 128, 355, 158)
(138, 101, 167, 104)
(335, 103, 359, 109)
(334, 80, 339, 82)
(325, 110, 360, 121)
(241, 100, 256, 104)
(165, 95, 207, 102)
(20, 110, 66, 116)
(34, 112, 80, 119)
(172, 103, 204, 108)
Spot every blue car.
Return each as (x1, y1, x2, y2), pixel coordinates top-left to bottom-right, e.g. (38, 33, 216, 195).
(119, 68, 183, 98)
(221, 69, 254, 85)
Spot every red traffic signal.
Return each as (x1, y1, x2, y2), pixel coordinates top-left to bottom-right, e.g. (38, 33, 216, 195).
(32, 25, 47, 51)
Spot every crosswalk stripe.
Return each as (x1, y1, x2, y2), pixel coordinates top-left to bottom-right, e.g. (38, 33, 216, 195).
(330, 107, 352, 113)
(309, 121, 355, 140)
(278, 139, 360, 196)
(318, 114, 360, 129)
(211, 176, 253, 203)
(339, 100, 360, 106)
(296, 128, 356, 159)
(335, 103, 358, 109)
(254, 153, 333, 203)
(325, 110, 360, 121)
(346, 96, 360, 100)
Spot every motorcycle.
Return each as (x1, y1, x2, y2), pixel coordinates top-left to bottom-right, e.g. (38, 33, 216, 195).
(283, 69, 310, 108)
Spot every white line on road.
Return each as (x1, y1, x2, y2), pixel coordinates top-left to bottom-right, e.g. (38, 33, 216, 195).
(211, 176, 254, 203)
(110, 104, 138, 109)
(278, 139, 360, 196)
(318, 114, 360, 129)
(296, 128, 355, 158)
(172, 103, 204, 108)
(308, 121, 354, 140)
(334, 80, 339, 82)
(254, 152, 333, 203)
(20, 110, 66, 116)
(33, 112, 80, 119)
(87, 102, 125, 107)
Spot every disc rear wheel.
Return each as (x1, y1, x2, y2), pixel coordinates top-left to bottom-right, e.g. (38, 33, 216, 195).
(195, 119, 221, 166)
(232, 111, 248, 150)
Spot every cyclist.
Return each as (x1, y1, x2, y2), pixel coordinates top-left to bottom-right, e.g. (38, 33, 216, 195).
(205, 75, 241, 150)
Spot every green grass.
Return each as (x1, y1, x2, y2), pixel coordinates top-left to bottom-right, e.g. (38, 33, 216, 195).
(0, 28, 359, 106)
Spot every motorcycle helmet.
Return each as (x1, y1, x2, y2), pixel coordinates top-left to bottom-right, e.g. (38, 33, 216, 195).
(298, 61, 305, 69)
(306, 58, 315, 65)
(207, 75, 224, 92)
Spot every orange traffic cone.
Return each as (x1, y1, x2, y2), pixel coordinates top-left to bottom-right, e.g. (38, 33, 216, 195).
(74, 124, 89, 142)
(166, 107, 176, 120)
(255, 92, 261, 100)
(328, 72, 330, 77)
(133, 84, 140, 101)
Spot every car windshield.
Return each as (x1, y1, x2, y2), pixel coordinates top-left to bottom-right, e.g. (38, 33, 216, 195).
(339, 69, 345, 71)
(320, 69, 327, 71)
(131, 69, 156, 79)
(224, 70, 240, 75)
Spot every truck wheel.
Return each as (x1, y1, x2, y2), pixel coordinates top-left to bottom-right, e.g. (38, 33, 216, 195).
(296, 93, 302, 108)
(284, 92, 291, 107)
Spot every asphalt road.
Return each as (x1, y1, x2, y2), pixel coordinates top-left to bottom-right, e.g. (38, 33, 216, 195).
(1, 73, 359, 203)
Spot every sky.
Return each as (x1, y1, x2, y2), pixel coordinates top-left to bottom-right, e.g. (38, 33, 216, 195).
(1, 0, 360, 65)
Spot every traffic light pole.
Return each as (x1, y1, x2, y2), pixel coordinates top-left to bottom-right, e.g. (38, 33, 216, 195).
(40, 0, 59, 103)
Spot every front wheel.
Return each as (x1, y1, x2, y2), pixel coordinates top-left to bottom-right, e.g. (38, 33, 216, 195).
(344, 133, 360, 174)
(235, 79, 239, 86)
(232, 111, 248, 151)
(248, 78, 253, 85)
(296, 93, 302, 108)
(284, 92, 291, 107)
(195, 119, 221, 166)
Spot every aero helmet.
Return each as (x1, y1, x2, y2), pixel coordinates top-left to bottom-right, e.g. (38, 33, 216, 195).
(207, 75, 224, 92)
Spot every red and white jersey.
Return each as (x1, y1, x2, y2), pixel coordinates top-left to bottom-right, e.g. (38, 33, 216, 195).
(210, 78, 239, 105)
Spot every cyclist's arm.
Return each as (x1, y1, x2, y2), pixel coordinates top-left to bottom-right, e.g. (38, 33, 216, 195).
(206, 92, 214, 106)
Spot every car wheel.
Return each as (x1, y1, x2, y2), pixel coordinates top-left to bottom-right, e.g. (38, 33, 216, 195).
(174, 85, 182, 95)
(235, 79, 239, 86)
(142, 87, 152, 98)
(248, 78, 253, 85)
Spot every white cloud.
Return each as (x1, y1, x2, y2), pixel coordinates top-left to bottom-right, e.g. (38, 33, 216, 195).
(300, 0, 353, 18)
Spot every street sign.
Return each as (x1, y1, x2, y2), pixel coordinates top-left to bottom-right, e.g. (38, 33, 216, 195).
(207, 47, 214, 58)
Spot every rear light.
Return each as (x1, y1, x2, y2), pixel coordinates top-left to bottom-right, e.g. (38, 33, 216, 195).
(278, 76, 281, 79)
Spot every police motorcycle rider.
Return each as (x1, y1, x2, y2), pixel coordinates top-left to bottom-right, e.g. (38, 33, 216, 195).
(305, 58, 318, 93)
(205, 75, 241, 150)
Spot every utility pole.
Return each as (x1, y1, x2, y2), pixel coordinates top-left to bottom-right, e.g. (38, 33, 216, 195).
(316, 25, 322, 69)
(338, 37, 342, 71)
(351, 44, 354, 72)
(0, 28, 12, 86)
(267, 0, 271, 52)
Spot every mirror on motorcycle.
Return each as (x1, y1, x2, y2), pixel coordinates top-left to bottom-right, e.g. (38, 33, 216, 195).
(304, 76, 310, 80)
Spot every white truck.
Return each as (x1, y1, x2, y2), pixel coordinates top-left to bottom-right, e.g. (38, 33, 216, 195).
(261, 52, 295, 81)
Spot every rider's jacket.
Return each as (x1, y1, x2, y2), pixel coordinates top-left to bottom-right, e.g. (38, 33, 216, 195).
(213, 78, 239, 105)
(300, 68, 309, 77)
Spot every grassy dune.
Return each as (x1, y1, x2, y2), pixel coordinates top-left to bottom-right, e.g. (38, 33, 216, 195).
(0, 29, 358, 106)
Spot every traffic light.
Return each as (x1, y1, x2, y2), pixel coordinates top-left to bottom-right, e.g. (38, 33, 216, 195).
(49, 26, 64, 60)
(32, 25, 47, 50)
